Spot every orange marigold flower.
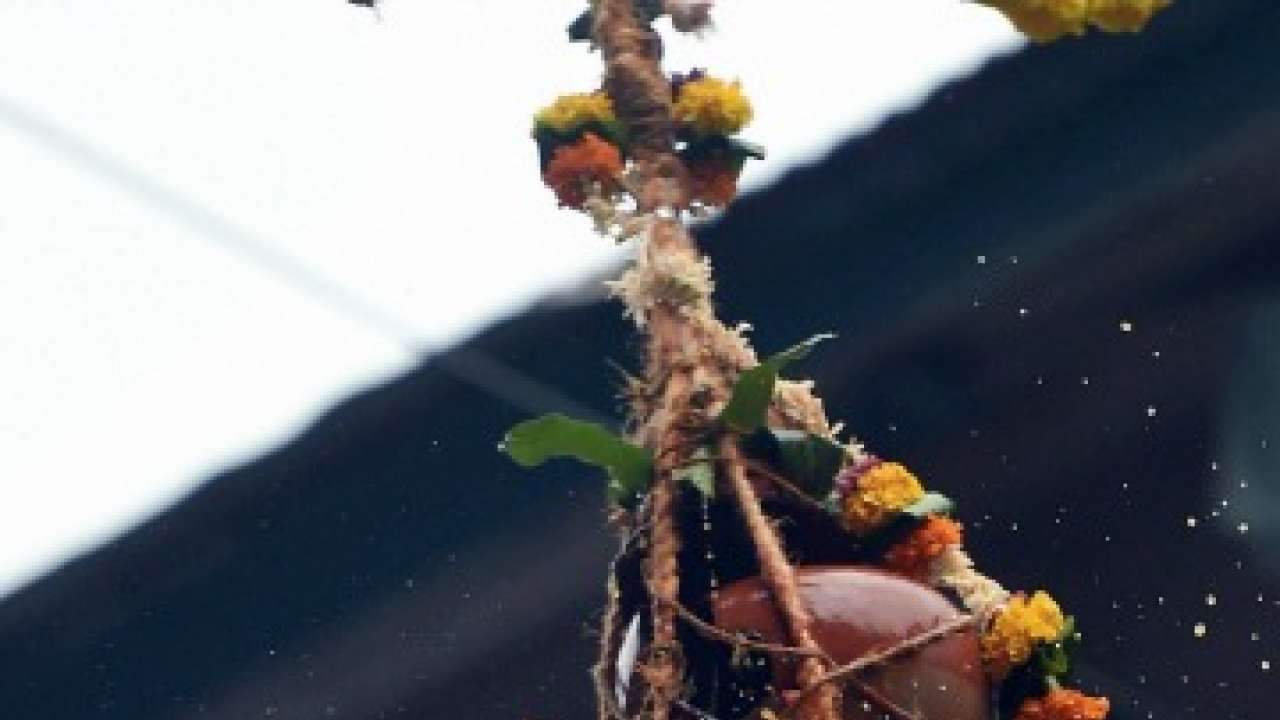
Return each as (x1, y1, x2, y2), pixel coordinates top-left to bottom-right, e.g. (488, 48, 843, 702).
(1014, 688, 1110, 720)
(688, 160, 739, 207)
(542, 133, 624, 209)
(884, 515, 964, 578)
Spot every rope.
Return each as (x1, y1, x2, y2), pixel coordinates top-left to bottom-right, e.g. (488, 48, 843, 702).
(721, 437, 842, 720)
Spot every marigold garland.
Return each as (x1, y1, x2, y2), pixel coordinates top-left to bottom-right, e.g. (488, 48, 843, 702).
(542, 133, 625, 209)
(836, 460, 925, 534)
(981, 590, 1068, 679)
(672, 76, 753, 137)
(884, 515, 964, 579)
(1014, 688, 1110, 720)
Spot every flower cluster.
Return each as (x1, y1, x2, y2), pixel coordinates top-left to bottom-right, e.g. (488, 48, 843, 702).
(1014, 688, 1110, 720)
(835, 458, 924, 534)
(672, 72, 759, 207)
(543, 133, 624, 209)
(982, 0, 1171, 42)
(532, 91, 630, 212)
(883, 515, 964, 579)
(981, 591, 1068, 679)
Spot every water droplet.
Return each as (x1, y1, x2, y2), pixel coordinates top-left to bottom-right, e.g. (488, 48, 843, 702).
(1120, 321, 1134, 332)
(1186, 517, 1198, 528)
(1152, 350, 1162, 358)
(1146, 405, 1158, 417)
(1211, 461, 1219, 471)
(1206, 594, 1217, 606)
(1263, 660, 1272, 671)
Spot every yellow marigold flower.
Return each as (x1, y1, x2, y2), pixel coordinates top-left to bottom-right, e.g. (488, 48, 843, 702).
(672, 77, 753, 137)
(1088, 0, 1171, 33)
(1014, 688, 1110, 720)
(981, 591, 1067, 679)
(533, 92, 617, 135)
(985, 0, 1090, 42)
(840, 462, 925, 534)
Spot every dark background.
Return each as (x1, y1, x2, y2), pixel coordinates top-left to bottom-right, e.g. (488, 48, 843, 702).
(2, 1, 1278, 718)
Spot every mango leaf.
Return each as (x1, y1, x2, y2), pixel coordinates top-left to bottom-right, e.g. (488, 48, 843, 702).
(674, 447, 715, 499)
(719, 333, 835, 433)
(743, 428, 845, 500)
(501, 414, 652, 508)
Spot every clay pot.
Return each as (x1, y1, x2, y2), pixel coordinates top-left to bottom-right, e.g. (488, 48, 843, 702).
(713, 566, 990, 720)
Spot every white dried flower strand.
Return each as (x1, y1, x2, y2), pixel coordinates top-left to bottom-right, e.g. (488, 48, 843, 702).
(582, 188, 648, 243)
(771, 379, 836, 439)
(928, 545, 1010, 625)
(606, 231, 715, 327)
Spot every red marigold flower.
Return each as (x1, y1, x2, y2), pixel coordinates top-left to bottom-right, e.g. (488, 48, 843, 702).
(542, 133, 624, 209)
(1014, 688, 1110, 720)
(687, 159, 739, 207)
(884, 515, 964, 578)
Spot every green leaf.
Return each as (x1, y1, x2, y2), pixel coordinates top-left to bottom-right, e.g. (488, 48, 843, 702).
(743, 428, 845, 500)
(674, 447, 716, 499)
(1036, 616, 1078, 678)
(719, 333, 835, 433)
(902, 492, 955, 519)
(500, 414, 652, 508)
(1036, 642, 1070, 677)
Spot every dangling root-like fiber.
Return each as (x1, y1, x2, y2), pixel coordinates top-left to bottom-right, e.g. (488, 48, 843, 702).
(594, 572, 625, 720)
(643, 467, 682, 720)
